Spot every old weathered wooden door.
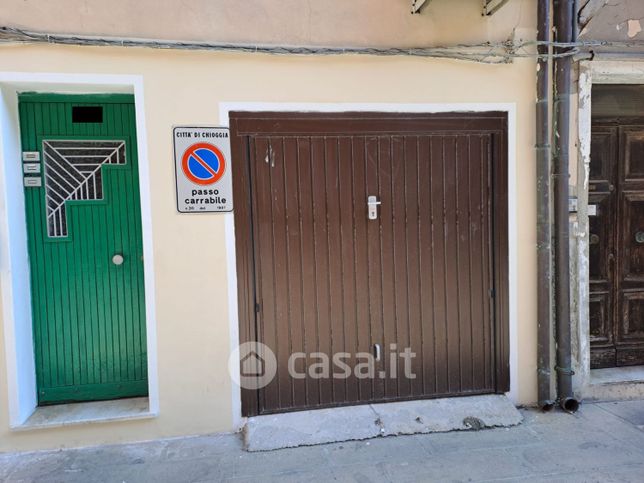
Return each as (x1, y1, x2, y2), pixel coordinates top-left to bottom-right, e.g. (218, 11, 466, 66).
(590, 123, 644, 368)
(231, 112, 509, 416)
(19, 94, 147, 404)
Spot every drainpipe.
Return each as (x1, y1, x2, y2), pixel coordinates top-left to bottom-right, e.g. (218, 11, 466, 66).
(536, 0, 555, 411)
(552, 0, 580, 413)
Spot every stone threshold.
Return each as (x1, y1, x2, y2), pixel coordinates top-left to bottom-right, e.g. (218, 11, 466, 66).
(584, 366, 644, 402)
(591, 366, 644, 385)
(244, 394, 522, 452)
(13, 397, 154, 431)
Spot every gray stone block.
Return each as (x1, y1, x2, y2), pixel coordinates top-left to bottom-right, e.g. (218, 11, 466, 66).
(244, 404, 382, 451)
(244, 395, 522, 451)
(373, 394, 522, 436)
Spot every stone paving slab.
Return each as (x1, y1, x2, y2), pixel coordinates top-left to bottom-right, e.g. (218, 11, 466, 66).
(2, 400, 644, 483)
(598, 399, 644, 426)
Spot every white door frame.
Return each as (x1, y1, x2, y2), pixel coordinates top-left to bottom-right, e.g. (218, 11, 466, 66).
(0, 73, 159, 427)
(218, 102, 519, 426)
(574, 61, 644, 393)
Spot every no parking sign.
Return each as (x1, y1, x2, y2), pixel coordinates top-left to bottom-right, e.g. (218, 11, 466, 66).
(173, 126, 233, 213)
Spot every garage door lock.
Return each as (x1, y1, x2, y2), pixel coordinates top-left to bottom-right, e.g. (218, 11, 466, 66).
(368, 195, 382, 220)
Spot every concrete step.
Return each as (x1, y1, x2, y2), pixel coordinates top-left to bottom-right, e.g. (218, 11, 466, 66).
(244, 394, 522, 451)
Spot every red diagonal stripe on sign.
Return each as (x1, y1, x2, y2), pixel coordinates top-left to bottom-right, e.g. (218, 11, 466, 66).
(191, 150, 218, 178)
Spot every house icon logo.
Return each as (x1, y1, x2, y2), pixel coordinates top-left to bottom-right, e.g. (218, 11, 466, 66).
(241, 350, 265, 377)
(228, 342, 277, 390)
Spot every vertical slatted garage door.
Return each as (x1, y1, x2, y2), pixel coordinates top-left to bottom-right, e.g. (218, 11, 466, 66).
(231, 112, 508, 416)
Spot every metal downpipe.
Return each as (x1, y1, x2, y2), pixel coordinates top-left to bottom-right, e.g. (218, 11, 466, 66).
(552, 0, 580, 413)
(536, 0, 555, 411)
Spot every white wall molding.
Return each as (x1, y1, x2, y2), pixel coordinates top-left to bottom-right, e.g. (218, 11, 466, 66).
(218, 101, 519, 419)
(575, 60, 644, 397)
(0, 72, 159, 426)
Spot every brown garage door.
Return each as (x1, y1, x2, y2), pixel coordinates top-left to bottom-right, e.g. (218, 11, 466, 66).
(231, 112, 509, 416)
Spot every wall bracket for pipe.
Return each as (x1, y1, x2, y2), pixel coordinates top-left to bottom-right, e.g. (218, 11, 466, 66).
(555, 366, 576, 376)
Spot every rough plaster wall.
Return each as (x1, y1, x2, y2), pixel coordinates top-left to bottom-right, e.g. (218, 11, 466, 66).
(0, 0, 535, 47)
(579, 0, 644, 41)
(571, 63, 592, 396)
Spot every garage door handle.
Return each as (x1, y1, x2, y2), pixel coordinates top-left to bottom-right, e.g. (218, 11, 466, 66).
(373, 343, 381, 361)
(368, 196, 381, 220)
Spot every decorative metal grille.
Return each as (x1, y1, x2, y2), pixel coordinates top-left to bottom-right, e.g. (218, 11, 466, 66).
(42, 140, 126, 237)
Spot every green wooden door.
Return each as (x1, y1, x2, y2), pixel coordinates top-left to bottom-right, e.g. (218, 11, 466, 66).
(19, 93, 148, 404)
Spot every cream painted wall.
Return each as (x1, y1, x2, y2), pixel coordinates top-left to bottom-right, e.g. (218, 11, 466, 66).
(1, 0, 535, 47)
(0, 42, 537, 452)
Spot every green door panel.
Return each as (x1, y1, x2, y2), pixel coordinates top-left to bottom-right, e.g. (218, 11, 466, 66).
(19, 94, 148, 404)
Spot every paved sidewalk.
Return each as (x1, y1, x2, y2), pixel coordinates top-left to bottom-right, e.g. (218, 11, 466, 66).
(2, 400, 644, 482)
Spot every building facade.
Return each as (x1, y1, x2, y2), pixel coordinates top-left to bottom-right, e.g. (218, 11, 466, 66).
(0, 0, 641, 453)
